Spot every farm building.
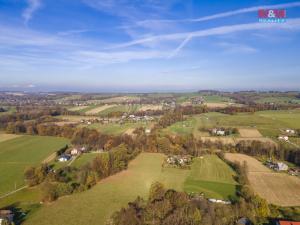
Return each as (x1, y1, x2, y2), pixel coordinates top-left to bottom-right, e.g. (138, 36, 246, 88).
(208, 198, 231, 204)
(265, 161, 288, 171)
(145, 128, 151, 134)
(0, 210, 14, 225)
(58, 154, 71, 162)
(276, 220, 300, 225)
(285, 129, 295, 134)
(71, 148, 79, 155)
(278, 136, 289, 141)
(212, 128, 225, 136)
(166, 155, 192, 166)
(236, 217, 252, 225)
(276, 162, 288, 171)
(71, 146, 86, 156)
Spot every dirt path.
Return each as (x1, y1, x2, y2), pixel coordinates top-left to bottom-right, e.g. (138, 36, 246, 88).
(0, 185, 28, 199)
(42, 152, 57, 164)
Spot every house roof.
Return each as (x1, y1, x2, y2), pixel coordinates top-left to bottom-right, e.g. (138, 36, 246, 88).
(278, 221, 300, 225)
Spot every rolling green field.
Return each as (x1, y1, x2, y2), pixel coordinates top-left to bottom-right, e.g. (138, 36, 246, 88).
(98, 104, 140, 116)
(82, 121, 151, 135)
(0, 135, 69, 196)
(176, 94, 233, 104)
(22, 153, 236, 225)
(0, 133, 21, 143)
(202, 94, 233, 103)
(162, 110, 300, 139)
(184, 155, 237, 200)
(255, 96, 300, 104)
(72, 152, 107, 168)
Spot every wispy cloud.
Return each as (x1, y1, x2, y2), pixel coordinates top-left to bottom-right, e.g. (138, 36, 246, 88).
(110, 18, 300, 49)
(217, 42, 258, 54)
(135, 2, 300, 26)
(22, 0, 42, 24)
(57, 29, 90, 36)
(168, 35, 193, 58)
(73, 50, 168, 64)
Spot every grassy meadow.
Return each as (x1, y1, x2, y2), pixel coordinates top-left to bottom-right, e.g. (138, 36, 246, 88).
(0, 133, 21, 143)
(0, 135, 69, 196)
(72, 152, 107, 168)
(23, 153, 236, 225)
(82, 121, 152, 135)
(162, 110, 300, 139)
(184, 155, 237, 200)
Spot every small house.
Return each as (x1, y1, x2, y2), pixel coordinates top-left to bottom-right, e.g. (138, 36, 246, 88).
(71, 148, 79, 155)
(278, 136, 289, 141)
(58, 154, 71, 162)
(276, 162, 288, 171)
(285, 129, 295, 134)
(145, 128, 151, 134)
(0, 210, 14, 224)
(212, 128, 225, 136)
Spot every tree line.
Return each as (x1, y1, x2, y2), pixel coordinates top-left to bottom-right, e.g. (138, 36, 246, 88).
(25, 143, 140, 202)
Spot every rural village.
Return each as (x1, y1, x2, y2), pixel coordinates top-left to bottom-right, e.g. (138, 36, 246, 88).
(1, 91, 300, 225)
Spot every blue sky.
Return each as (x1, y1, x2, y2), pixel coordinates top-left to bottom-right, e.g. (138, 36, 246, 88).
(0, 0, 300, 92)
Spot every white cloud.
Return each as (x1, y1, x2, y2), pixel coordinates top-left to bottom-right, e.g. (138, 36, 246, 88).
(217, 42, 258, 54)
(22, 0, 42, 24)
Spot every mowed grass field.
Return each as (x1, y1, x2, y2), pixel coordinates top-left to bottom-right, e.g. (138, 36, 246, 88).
(98, 104, 140, 116)
(225, 153, 300, 206)
(72, 152, 107, 168)
(82, 121, 152, 135)
(24, 153, 236, 225)
(184, 155, 237, 200)
(0, 135, 69, 196)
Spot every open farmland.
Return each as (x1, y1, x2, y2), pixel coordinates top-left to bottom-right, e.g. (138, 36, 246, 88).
(98, 104, 140, 116)
(99, 96, 140, 104)
(0, 136, 69, 196)
(24, 153, 237, 225)
(200, 136, 236, 145)
(255, 96, 300, 104)
(82, 121, 152, 135)
(225, 153, 300, 206)
(24, 153, 189, 225)
(205, 102, 230, 108)
(163, 110, 300, 140)
(58, 115, 99, 122)
(0, 133, 21, 143)
(85, 104, 117, 115)
(184, 155, 237, 200)
(72, 152, 107, 168)
(139, 104, 162, 111)
(68, 105, 90, 112)
(238, 128, 262, 138)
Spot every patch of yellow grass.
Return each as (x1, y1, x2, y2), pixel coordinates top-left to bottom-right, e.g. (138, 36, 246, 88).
(238, 128, 262, 138)
(225, 153, 300, 206)
(0, 133, 21, 143)
(139, 104, 162, 111)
